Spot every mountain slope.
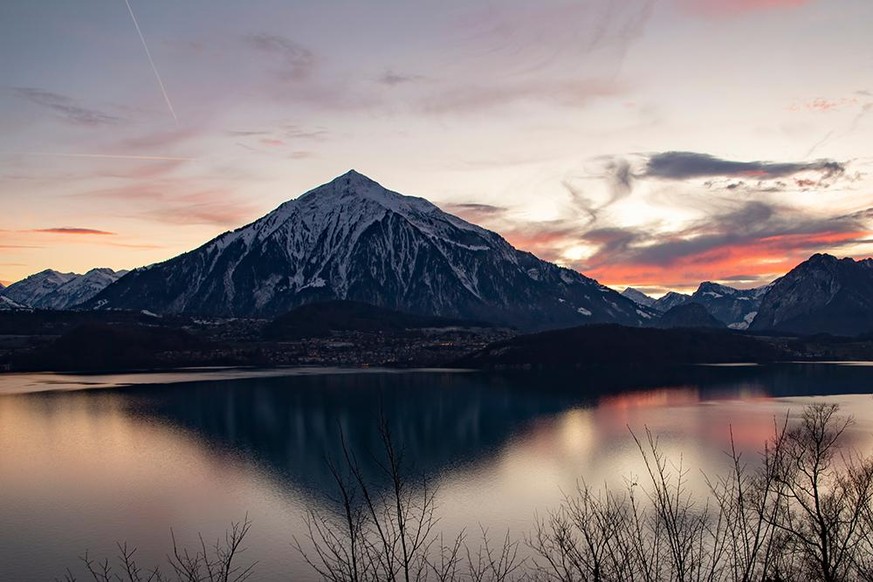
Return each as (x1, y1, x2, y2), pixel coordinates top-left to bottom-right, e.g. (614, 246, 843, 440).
(1, 268, 127, 310)
(264, 300, 488, 340)
(622, 287, 656, 308)
(1, 270, 78, 307)
(652, 291, 691, 313)
(41, 268, 128, 310)
(750, 253, 873, 336)
(0, 295, 27, 311)
(88, 171, 648, 330)
(689, 282, 768, 329)
(655, 302, 725, 329)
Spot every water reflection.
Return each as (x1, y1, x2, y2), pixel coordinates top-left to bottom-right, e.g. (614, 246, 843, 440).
(2, 364, 873, 581)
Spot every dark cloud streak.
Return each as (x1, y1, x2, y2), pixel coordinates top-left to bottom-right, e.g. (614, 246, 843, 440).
(13, 88, 121, 126)
(644, 151, 845, 181)
(244, 34, 316, 81)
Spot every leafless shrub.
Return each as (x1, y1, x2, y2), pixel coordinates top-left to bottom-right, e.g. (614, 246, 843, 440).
(61, 404, 873, 582)
(58, 516, 254, 582)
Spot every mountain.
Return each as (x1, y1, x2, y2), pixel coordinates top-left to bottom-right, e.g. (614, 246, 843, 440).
(750, 254, 873, 336)
(1, 268, 127, 310)
(655, 302, 725, 329)
(264, 300, 490, 340)
(0, 295, 27, 311)
(622, 287, 657, 308)
(652, 291, 691, 313)
(631, 283, 767, 329)
(1, 269, 78, 307)
(87, 171, 648, 330)
(689, 281, 768, 330)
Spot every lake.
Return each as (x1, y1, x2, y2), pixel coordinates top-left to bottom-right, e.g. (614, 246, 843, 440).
(2, 363, 873, 581)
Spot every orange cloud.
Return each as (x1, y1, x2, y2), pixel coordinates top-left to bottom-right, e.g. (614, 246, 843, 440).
(502, 227, 578, 263)
(584, 229, 869, 288)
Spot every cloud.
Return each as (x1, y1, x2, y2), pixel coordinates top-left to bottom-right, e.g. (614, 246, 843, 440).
(228, 124, 329, 152)
(421, 78, 626, 115)
(644, 151, 845, 181)
(679, 0, 810, 17)
(577, 200, 870, 287)
(141, 192, 259, 227)
(585, 228, 866, 289)
(30, 228, 116, 235)
(501, 222, 583, 262)
(794, 97, 860, 113)
(378, 71, 425, 86)
(117, 127, 202, 151)
(442, 203, 508, 225)
(76, 174, 260, 228)
(244, 33, 316, 81)
(461, 0, 656, 74)
(13, 88, 121, 126)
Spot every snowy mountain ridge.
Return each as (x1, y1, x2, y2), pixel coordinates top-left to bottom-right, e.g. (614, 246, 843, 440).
(88, 170, 649, 329)
(1, 268, 127, 310)
(750, 253, 873, 335)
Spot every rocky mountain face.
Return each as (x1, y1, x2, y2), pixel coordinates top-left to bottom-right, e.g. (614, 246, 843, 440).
(656, 302, 725, 329)
(0, 295, 26, 311)
(1, 270, 77, 307)
(653, 292, 691, 313)
(750, 254, 873, 336)
(621, 287, 657, 308)
(87, 171, 649, 330)
(689, 282, 768, 330)
(622, 282, 767, 330)
(1, 268, 127, 310)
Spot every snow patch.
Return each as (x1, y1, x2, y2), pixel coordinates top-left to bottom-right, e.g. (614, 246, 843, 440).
(560, 271, 578, 284)
(577, 307, 592, 316)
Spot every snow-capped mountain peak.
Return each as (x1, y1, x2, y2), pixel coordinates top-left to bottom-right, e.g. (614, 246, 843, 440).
(88, 170, 647, 330)
(1, 268, 127, 310)
(621, 287, 657, 308)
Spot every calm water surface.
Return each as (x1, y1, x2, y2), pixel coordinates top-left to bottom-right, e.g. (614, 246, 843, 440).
(2, 364, 873, 581)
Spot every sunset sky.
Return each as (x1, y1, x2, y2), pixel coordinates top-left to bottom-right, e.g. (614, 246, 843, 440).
(1, 0, 871, 294)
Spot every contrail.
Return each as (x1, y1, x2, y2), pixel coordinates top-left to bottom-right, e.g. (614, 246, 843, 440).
(124, 0, 178, 123)
(9, 152, 193, 161)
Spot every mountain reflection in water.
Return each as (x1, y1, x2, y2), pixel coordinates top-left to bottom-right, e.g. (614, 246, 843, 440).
(2, 363, 873, 581)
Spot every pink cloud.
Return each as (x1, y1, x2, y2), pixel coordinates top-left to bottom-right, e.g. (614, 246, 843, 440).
(679, 0, 810, 17)
(31, 227, 116, 236)
(789, 97, 860, 113)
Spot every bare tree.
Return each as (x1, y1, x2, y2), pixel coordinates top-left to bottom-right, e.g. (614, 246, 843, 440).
(58, 516, 255, 582)
(61, 403, 873, 582)
(706, 420, 788, 582)
(763, 404, 873, 582)
(294, 417, 525, 582)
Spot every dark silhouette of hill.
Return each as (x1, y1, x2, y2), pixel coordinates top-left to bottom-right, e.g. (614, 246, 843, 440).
(455, 325, 786, 369)
(263, 300, 493, 340)
(13, 323, 205, 371)
(655, 302, 726, 329)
